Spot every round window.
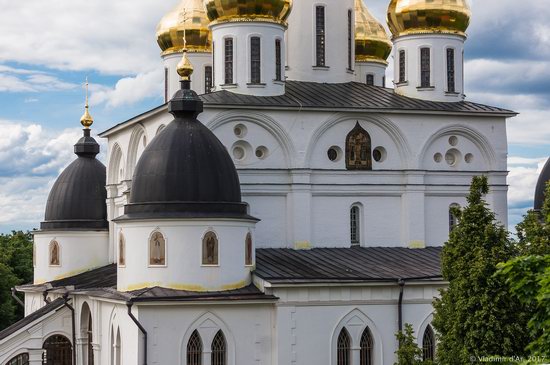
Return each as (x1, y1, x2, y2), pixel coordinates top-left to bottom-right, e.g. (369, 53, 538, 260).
(373, 147, 387, 163)
(232, 146, 245, 160)
(465, 153, 474, 163)
(327, 146, 342, 162)
(449, 136, 458, 146)
(255, 146, 268, 159)
(434, 153, 443, 163)
(234, 124, 247, 138)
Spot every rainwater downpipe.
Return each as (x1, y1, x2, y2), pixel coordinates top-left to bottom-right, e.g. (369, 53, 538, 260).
(62, 293, 77, 365)
(127, 301, 148, 365)
(398, 279, 405, 333)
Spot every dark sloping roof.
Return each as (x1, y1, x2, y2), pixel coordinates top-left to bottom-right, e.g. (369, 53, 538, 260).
(201, 81, 515, 115)
(0, 298, 66, 341)
(18, 264, 117, 292)
(255, 247, 443, 284)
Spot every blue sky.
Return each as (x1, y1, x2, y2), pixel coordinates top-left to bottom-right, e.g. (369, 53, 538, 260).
(0, 0, 548, 233)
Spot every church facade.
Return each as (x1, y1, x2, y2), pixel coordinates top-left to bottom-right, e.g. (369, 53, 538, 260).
(0, 1, 516, 364)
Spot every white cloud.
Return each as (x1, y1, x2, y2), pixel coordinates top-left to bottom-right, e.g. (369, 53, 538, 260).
(0, 66, 77, 92)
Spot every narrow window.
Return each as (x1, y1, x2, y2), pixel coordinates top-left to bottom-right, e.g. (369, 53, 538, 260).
(350, 206, 360, 246)
(187, 330, 203, 365)
(87, 313, 94, 365)
(6, 353, 29, 365)
(337, 328, 351, 365)
(315, 6, 326, 67)
(447, 48, 455, 92)
(366, 74, 374, 86)
(164, 67, 169, 102)
(399, 50, 406, 83)
(202, 231, 219, 265)
(118, 233, 125, 266)
(347, 9, 353, 70)
(49, 240, 60, 266)
(275, 39, 282, 81)
(149, 231, 166, 266)
(449, 203, 460, 233)
(205, 66, 213, 93)
(245, 232, 253, 266)
(422, 325, 435, 361)
(420, 48, 431, 87)
(211, 330, 227, 365)
(224, 38, 234, 84)
(345, 122, 372, 170)
(250, 37, 261, 84)
(360, 327, 374, 365)
(382, 76, 386, 88)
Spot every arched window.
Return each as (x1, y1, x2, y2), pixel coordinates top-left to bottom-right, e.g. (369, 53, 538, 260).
(347, 9, 353, 70)
(202, 231, 219, 265)
(115, 328, 121, 365)
(447, 48, 455, 93)
(205, 66, 213, 93)
(275, 39, 282, 81)
(149, 231, 166, 266)
(43, 335, 72, 365)
(245, 232, 253, 266)
(211, 330, 226, 365)
(346, 123, 372, 170)
(250, 37, 261, 84)
(6, 353, 29, 365)
(87, 312, 94, 365)
(350, 206, 360, 246)
(360, 327, 374, 365)
(337, 328, 351, 365)
(224, 38, 234, 84)
(187, 330, 203, 365)
(449, 203, 460, 233)
(399, 50, 406, 83)
(49, 240, 60, 266)
(119, 233, 126, 266)
(315, 5, 326, 67)
(366, 74, 374, 86)
(420, 47, 431, 88)
(422, 325, 435, 361)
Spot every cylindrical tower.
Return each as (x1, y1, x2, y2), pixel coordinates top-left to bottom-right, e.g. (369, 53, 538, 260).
(354, 0, 392, 87)
(157, 0, 212, 98)
(387, 0, 471, 102)
(115, 57, 259, 292)
(204, 0, 292, 96)
(285, 0, 355, 83)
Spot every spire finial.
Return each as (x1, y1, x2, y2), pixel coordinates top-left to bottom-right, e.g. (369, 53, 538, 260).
(176, 9, 193, 81)
(80, 77, 94, 128)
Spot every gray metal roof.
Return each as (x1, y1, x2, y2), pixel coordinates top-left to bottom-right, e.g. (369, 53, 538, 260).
(201, 81, 515, 115)
(255, 247, 443, 284)
(0, 298, 66, 341)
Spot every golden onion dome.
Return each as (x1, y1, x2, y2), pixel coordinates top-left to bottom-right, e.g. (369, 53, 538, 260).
(387, 0, 471, 38)
(203, 0, 292, 26)
(177, 51, 194, 80)
(355, 0, 392, 64)
(156, 0, 211, 55)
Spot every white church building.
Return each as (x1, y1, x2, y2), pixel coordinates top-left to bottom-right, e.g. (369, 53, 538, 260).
(0, 0, 516, 364)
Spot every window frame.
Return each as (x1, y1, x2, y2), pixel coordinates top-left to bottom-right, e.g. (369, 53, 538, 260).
(398, 49, 406, 83)
(204, 65, 213, 94)
(314, 5, 326, 67)
(148, 230, 167, 267)
(422, 325, 436, 361)
(187, 330, 203, 365)
(360, 327, 374, 365)
(366, 74, 374, 86)
(211, 330, 227, 365)
(118, 232, 126, 267)
(350, 205, 361, 246)
(202, 230, 220, 266)
(49, 240, 61, 267)
(245, 232, 253, 266)
(449, 203, 461, 233)
(347, 9, 353, 71)
(336, 328, 351, 365)
(250, 36, 262, 84)
(446, 47, 456, 93)
(345, 123, 373, 171)
(224, 37, 234, 85)
(275, 38, 282, 81)
(420, 47, 431, 88)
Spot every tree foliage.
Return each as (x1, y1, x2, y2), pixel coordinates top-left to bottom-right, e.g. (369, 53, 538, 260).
(394, 323, 432, 365)
(432, 176, 531, 364)
(0, 231, 33, 330)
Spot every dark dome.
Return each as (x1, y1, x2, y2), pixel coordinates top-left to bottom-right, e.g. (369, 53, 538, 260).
(41, 130, 108, 230)
(534, 157, 550, 211)
(120, 81, 253, 220)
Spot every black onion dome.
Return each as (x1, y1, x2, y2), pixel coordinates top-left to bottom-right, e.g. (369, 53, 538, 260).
(534, 157, 550, 211)
(120, 80, 254, 220)
(41, 130, 108, 230)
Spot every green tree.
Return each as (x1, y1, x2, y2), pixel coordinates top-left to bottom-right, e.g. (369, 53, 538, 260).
(0, 231, 34, 330)
(432, 176, 530, 364)
(394, 323, 432, 365)
(497, 182, 550, 356)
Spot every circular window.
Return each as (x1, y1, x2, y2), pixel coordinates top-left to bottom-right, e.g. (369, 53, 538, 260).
(434, 153, 443, 163)
(449, 136, 458, 146)
(327, 146, 342, 162)
(445, 149, 461, 167)
(373, 147, 387, 163)
(232, 146, 245, 160)
(234, 124, 247, 138)
(255, 146, 268, 159)
(465, 153, 474, 163)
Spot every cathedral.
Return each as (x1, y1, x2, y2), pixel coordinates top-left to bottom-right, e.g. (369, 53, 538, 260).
(0, 0, 519, 364)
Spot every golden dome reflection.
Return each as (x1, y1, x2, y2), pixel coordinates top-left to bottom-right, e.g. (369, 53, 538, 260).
(355, 0, 392, 64)
(387, 0, 471, 38)
(156, 0, 212, 55)
(203, 0, 292, 26)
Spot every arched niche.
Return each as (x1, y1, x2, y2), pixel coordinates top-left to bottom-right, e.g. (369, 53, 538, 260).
(108, 143, 124, 185)
(125, 124, 148, 180)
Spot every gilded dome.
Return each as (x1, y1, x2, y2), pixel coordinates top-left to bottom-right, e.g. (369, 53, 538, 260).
(203, 0, 292, 25)
(387, 0, 471, 38)
(355, 0, 392, 64)
(156, 0, 211, 55)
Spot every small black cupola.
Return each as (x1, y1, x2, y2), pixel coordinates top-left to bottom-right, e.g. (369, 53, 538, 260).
(41, 81, 108, 230)
(534, 157, 550, 211)
(119, 51, 253, 221)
